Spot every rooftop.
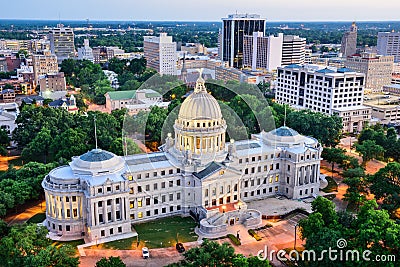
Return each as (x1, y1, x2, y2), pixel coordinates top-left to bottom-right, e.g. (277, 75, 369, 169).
(106, 89, 161, 101)
(80, 149, 115, 162)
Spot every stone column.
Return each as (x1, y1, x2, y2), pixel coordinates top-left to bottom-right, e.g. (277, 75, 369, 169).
(91, 202, 96, 227)
(121, 198, 125, 220)
(60, 196, 65, 219)
(70, 198, 73, 219)
(112, 198, 116, 222)
(103, 201, 107, 223)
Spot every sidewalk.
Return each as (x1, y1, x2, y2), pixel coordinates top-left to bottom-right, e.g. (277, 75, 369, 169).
(4, 200, 46, 226)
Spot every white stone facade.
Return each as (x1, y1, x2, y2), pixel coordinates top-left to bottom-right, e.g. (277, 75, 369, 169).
(43, 77, 322, 242)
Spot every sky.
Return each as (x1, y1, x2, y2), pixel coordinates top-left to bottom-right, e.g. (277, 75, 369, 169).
(3, 0, 400, 21)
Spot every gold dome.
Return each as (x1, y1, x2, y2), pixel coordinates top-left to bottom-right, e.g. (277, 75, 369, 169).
(178, 75, 222, 121)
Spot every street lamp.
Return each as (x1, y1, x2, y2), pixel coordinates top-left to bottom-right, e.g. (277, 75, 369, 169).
(294, 223, 298, 250)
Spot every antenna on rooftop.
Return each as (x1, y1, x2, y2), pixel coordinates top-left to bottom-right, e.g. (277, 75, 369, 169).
(94, 116, 98, 150)
(284, 105, 287, 127)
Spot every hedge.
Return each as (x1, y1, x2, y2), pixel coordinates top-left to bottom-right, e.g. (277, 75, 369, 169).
(227, 234, 241, 246)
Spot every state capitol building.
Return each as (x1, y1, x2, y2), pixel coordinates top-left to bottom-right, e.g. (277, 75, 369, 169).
(42, 76, 322, 243)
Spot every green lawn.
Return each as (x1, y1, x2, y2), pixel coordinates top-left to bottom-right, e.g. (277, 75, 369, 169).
(27, 212, 46, 223)
(101, 216, 198, 250)
(322, 176, 338, 193)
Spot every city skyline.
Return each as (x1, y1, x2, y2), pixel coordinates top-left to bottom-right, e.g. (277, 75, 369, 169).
(3, 0, 400, 22)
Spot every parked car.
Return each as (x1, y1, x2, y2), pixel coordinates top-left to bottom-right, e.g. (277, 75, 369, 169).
(142, 247, 150, 259)
(176, 242, 185, 253)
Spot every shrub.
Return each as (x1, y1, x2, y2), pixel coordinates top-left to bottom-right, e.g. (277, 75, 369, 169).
(227, 234, 241, 246)
(248, 229, 262, 241)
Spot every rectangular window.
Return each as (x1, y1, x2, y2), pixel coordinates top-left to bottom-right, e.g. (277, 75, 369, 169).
(177, 205, 181, 210)
(99, 214, 103, 223)
(169, 181, 173, 187)
(73, 208, 77, 217)
(220, 186, 224, 194)
(128, 175, 133, 181)
(161, 182, 165, 188)
(138, 186, 142, 193)
(162, 208, 166, 213)
(107, 186, 111, 192)
(138, 212, 143, 218)
(101, 230, 105, 237)
(177, 179, 181, 186)
(162, 195, 166, 202)
(177, 193, 181, 200)
(146, 198, 150, 206)
(138, 199, 142, 207)
(66, 209, 70, 218)
(177, 168, 181, 173)
(153, 172, 157, 177)
(276, 163, 280, 169)
(161, 170, 166, 175)
(137, 174, 142, 179)
(244, 192, 248, 197)
(118, 227, 122, 233)
(269, 176, 273, 183)
(146, 210, 151, 216)
(116, 211, 121, 220)
(107, 199, 111, 205)
(108, 212, 111, 221)
(275, 175, 279, 182)
(251, 180, 255, 186)
(170, 206, 174, 212)
(98, 188, 103, 194)
(145, 173, 149, 178)
(130, 201, 134, 209)
(116, 198, 120, 204)
(154, 209, 159, 215)
(169, 194, 173, 201)
(66, 225, 70, 231)
(146, 185, 150, 191)
(169, 169, 173, 175)
(153, 183, 158, 190)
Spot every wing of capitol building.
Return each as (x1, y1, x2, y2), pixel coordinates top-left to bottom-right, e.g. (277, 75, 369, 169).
(42, 75, 323, 243)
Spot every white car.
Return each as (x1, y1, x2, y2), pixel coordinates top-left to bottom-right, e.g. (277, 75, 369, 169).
(142, 247, 149, 259)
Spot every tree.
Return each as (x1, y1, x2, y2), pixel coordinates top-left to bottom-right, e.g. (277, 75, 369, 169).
(0, 128, 10, 156)
(50, 128, 90, 161)
(355, 140, 384, 167)
(167, 239, 271, 267)
(0, 224, 79, 267)
(21, 127, 53, 163)
(109, 138, 142, 156)
(321, 147, 346, 177)
(343, 167, 369, 211)
(96, 256, 126, 267)
(311, 196, 338, 225)
(369, 162, 400, 216)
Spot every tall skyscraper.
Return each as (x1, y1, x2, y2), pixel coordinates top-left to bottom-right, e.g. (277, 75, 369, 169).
(345, 52, 394, 93)
(377, 31, 400, 63)
(221, 14, 266, 69)
(340, 22, 358, 57)
(144, 33, 177, 75)
(281, 35, 306, 66)
(32, 50, 59, 86)
(243, 32, 283, 71)
(49, 24, 75, 63)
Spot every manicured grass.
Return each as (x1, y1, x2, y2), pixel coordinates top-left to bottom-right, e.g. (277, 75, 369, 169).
(27, 212, 46, 223)
(101, 216, 198, 250)
(322, 176, 338, 193)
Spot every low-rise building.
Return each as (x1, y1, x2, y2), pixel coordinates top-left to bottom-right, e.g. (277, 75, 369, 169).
(48, 95, 79, 114)
(1, 89, 15, 103)
(383, 84, 400, 95)
(39, 72, 67, 92)
(105, 89, 168, 114)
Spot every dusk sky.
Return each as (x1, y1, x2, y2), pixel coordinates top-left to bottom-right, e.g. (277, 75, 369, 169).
(3, 0, 400, 21)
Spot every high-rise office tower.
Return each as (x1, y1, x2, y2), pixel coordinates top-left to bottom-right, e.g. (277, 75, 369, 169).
(49, 24, 75, 63)
(221, 14, 266, 68)
(281, 35, 306, 66)
(243, 32, 283, 71)
(345, 52, 394, 93)
(377, 31, 400, 63)
(32, 50, 59, 86)
(340, 22, 358, 57)
(144, 33, 177, 75)
(77, 39, 94, 63)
